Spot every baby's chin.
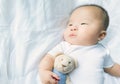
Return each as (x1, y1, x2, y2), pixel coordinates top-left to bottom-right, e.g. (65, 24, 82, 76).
(64, 39, 82, 45)
(64, 39, 97, 46)
(64, 39, 78, 45)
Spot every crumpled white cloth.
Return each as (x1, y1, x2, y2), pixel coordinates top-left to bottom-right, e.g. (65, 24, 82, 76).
(0, 0, 120, 84)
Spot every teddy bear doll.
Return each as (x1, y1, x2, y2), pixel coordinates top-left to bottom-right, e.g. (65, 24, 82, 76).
(53, 53, 77, 84)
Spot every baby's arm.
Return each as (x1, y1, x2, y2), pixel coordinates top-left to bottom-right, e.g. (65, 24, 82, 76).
(104, 63, 120, 77)
(39, 54, 60, 84)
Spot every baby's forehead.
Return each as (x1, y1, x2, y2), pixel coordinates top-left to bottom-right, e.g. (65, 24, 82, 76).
(70, 6, 104, 20)
(73, 6, 103, 14)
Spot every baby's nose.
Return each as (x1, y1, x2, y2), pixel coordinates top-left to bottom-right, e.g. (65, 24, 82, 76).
(70, 26, 78, 31)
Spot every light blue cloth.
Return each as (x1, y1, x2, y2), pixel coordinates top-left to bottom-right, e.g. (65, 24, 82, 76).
(53, 69, 67, 84)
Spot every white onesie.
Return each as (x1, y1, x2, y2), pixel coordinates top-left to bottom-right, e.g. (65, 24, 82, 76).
(48, 41, 114, 84)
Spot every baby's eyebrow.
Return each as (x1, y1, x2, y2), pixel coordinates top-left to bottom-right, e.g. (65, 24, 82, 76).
(66, 20, 71, 24)
(67, 20, 73, 24)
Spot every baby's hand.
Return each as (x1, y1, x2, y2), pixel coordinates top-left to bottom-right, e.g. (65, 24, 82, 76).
(40, 70, 60, 84)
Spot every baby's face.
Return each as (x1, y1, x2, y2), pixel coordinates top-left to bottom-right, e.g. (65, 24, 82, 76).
(64, 6, 106, 45)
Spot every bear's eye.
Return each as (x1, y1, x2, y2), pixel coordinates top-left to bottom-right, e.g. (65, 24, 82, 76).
(68, 61, 71, 64)
(61, 58, 63, 61)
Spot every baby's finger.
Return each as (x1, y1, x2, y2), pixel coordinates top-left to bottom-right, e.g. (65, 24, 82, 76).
(51, 73, 60, 81)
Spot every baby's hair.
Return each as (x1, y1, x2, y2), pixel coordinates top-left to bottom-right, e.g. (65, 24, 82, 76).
(70, 4, 109, 30)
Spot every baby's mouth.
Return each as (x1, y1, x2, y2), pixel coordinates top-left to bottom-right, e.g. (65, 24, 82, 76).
(69, 34, 76, 37)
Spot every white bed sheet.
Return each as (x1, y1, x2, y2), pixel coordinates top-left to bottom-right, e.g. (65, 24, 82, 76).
(0, 0, 120, 84)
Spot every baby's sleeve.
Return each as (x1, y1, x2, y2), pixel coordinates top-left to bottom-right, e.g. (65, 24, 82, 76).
(103, 54, 114, 68)
(48, 42, 63, 57)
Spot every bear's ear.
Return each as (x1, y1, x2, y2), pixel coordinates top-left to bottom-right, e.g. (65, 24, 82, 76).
(54, 52, 64, 57)
(73, 58, 78, 68)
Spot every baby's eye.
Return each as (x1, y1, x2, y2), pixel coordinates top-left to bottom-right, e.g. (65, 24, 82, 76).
(81, 23, 88, 25)
(68, 24, 73, 26)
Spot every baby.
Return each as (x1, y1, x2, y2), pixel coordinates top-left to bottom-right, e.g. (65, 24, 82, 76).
(39, 4, 120, 84)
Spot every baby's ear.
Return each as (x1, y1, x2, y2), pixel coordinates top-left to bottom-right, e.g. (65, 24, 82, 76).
(98, 30, 106, 41)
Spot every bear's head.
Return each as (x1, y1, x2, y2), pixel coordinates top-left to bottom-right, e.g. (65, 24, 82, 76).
(54, 54, 77, 74)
